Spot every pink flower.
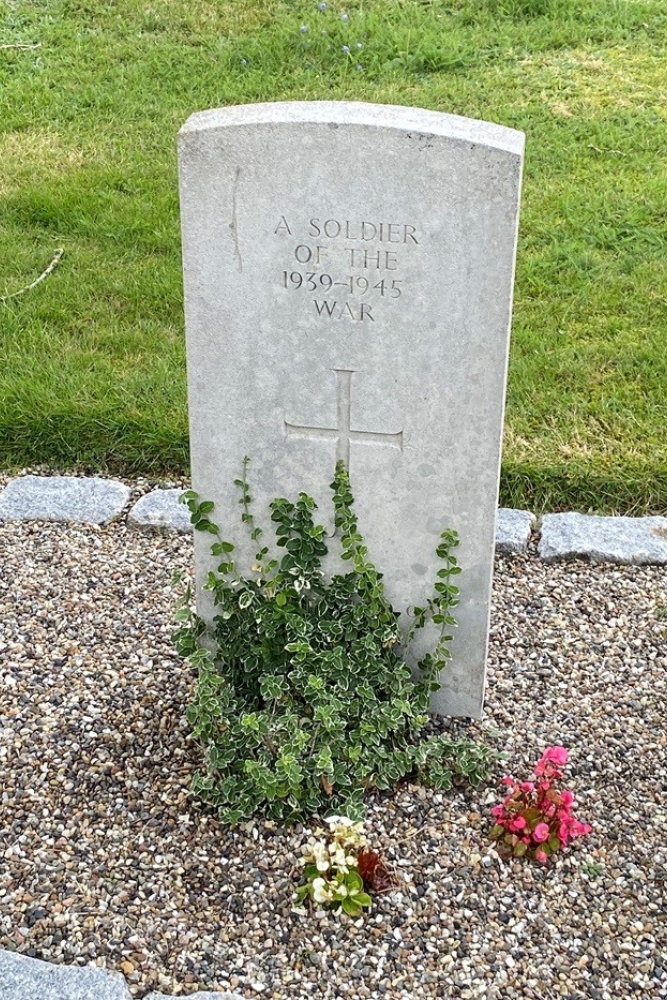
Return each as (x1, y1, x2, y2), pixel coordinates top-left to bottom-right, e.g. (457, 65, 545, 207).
(490, 748, 590, 863)
(543, 746, 568, 766)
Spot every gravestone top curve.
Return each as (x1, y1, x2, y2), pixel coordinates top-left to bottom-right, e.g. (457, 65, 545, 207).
(179, 101, 525, 158)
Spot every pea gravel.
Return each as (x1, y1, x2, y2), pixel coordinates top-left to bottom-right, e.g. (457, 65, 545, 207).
(1, 505, 666, 999)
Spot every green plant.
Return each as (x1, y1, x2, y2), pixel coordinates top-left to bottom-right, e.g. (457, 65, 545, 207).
(296, 816, 374, 916)
(173, 458, 494, 824)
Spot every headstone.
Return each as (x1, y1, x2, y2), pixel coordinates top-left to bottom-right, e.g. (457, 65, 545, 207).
(178, 102, 524, 717)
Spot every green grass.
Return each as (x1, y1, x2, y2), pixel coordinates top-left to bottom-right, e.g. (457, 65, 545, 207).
(1, 0, 666, 511)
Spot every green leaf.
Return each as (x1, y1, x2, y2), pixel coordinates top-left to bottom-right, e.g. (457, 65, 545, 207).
(342, 897, 362, 917)
(547, 834, 561, 853)
(523, 808, 542, 828)
(346, 870, 363, 891)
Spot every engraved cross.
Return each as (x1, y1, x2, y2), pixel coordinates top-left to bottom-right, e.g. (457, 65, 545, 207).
(284, 368, 403, 470)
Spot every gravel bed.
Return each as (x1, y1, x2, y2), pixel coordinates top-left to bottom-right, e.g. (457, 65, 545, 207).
(1, 517, 666, 999)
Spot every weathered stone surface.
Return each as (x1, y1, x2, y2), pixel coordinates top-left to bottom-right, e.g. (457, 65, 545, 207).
(128, 489, 193, 533)
(0, 949, 132, 1000)
(178, 101, 524, 717)
(495, 508, 534, 554)
(539, 512, 667, 564)
(0, 475, 130, 525)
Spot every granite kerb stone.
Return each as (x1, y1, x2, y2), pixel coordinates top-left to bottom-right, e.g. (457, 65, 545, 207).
(495, 507, 535, 555)
(127, 487, 193, 533)
(0, 474, 131, 526)
(0, 949, 243, 1000)
(0, 948, 131, 1000)
(538, 512, 667, 565)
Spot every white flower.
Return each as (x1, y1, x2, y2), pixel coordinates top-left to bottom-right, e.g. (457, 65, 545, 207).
(302, 837, 328, 863)
(316, 859, 330, 872)
(333, 846, 348, 869)
(312, 878, 332, 904)
(325, 815, 354, 827)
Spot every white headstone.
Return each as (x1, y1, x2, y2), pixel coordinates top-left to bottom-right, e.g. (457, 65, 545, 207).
(178, 101, 524, 718)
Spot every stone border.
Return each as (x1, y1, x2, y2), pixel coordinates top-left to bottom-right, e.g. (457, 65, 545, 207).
(0, 475, 131, 526)
(1, 475, 666, 564)
(539, 511, 667, 565)
(127, 487, 193, 534)
(0, 949, 243, 1000)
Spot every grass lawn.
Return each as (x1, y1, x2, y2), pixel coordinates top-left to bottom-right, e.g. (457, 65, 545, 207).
(1, 0, 666, 512)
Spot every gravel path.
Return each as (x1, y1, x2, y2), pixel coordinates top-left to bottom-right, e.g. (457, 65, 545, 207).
(0, 516, 666, 999)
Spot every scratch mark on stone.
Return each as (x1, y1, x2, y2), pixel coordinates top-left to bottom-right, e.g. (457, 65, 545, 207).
(230, 167, 243, 273)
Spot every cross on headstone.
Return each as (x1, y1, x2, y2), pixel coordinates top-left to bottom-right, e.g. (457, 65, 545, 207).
(284, 368, 403, 470)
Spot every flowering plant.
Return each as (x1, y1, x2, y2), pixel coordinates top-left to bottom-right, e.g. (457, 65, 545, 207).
(295, 817, 376, 916)
(490, 746, 591, 863)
